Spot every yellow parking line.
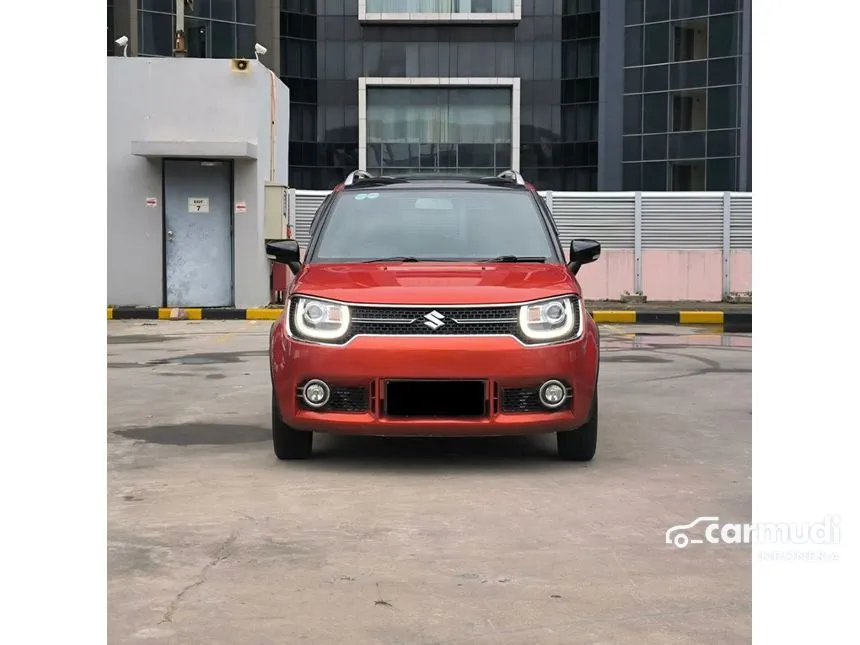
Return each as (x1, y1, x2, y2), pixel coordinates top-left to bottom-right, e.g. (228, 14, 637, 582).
(107, 307, 113, 320)
(592, 310, 637, 324)
(246, 308, 283, 320)
(679, 311, 724, 325)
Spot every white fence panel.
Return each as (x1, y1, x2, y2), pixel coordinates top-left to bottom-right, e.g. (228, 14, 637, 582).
(729, 193, 752, 250)
(550, 192, 636, 249)
(641, 192, 724, 249)
(293, 190, 330, 247)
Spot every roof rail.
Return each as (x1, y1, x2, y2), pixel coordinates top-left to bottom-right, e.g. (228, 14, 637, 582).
(496, 169, 526, 185)
(343, 169, 373, 186)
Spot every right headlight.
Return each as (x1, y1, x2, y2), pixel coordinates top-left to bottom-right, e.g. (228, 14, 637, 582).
(289, 296, 351, 342)
(518, 297, 582, 342)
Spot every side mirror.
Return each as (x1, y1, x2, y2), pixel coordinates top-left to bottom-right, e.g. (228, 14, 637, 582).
(568, 238, 601, 275)
(266, 239, 302, 275)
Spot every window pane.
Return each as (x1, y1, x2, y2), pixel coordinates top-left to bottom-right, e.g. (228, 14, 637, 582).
(644, 22, 670, 65)
(623, 136, 642, 161)
(622, 163, 642, 190)
(623, 95, 642, 134)
(211, 20, 236, 58)
(669, 60, 707, 89)
(707, 85, 738, 129)
(708, 57, 738, 86)
(642, 92, 668, 133)
(710, 0, 739, 13)
(707, 157, 736, 190)
(668, 131, 706, 159)
(141, 0, 172, 11)
(625, 26, 643, 66)
(626, 0, 644, 24)
(642, 134, 666, 160)
(644, 0, 670, 22)
(624, 67, 642, 93)
(708, 13, 740, 58)
(237, 0, 256, 23)
(139, 11, 174, 56)
(643, 64, 668, 92)
(237, 24, 255, 59)
(641, 161, 667, 190)
(187, 0, 212, 18)
(707, 129, 737, 157)
(672, 0, 708, 19)
(211, 0, 236, 21)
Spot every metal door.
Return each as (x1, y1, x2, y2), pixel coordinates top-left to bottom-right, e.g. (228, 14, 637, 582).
(163, 160, 233, 307)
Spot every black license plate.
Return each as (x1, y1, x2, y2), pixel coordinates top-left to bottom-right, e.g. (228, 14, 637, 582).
(383, 380, 487, 418)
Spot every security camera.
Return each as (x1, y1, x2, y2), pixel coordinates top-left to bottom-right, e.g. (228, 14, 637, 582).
(115, 35, 129, 57)
(254, 43, 267, 60)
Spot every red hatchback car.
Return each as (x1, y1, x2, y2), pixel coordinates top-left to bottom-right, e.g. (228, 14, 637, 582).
(266, 170, 602, 461)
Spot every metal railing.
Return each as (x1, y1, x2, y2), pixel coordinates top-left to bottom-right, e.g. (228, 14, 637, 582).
(284, 189, 752, 298)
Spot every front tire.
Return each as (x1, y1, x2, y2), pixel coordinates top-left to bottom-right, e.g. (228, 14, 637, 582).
(557, 390, 598, 462)
(272, 391, 313, 460)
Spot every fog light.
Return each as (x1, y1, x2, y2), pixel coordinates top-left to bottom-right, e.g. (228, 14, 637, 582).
(538, 380, 567, 409)
(302, 379, 330, 408)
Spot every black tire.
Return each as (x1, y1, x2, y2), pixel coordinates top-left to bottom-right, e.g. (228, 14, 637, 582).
(272, 391, 313, 460)
(557, 390, 598, 462)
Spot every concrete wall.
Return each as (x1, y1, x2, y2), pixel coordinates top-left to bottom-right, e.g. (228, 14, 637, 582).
(107, 57, 289, 307)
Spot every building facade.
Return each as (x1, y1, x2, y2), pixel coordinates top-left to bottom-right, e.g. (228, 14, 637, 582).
(109, 0, 751, 192)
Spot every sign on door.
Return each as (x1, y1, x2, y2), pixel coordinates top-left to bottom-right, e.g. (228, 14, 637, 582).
(188, 197, 210, 213)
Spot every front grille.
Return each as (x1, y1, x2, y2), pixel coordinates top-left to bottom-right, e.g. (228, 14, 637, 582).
(350, 305, 519, 338)
(298, 385, 369, 412)
(501, 383, 572, 413)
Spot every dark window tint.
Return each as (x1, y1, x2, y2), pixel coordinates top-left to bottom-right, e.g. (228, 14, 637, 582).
(645, 0, 670, 22)
(623, 94, 643, 134)
(668, 131, 706, 159)
(313, 189, 556, 262)
(141, 0, 172, 11)
(139, 11, 173, 56)
(626, 0, 644, 24)
(707, 85, 738, 129)
(710, 0, 739, 13)
(623, 136, 642, 161)
(211, 0, 236, 21)
(641, 161, 667, 190)
(708, 13, 740, 58)
(707, 157, 737, 190)
(672, 0, 708, 19)
(642, 134, 667, 160)
(670, 60, 707, 89)
(644, 22, 670, 64)
(624, 67, 643, 93)
(625, 26, 643, 66)
(643, 92, 668, 133)
(622, 163, 642, 190)
(237, 0, 256, 23)
(708, 57, 738, 86)
(707, 129, 737, 157)
(643, 64, 669, 92)
(211, 20, 236, 58)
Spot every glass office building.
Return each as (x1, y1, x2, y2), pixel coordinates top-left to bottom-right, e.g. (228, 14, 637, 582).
(108, 0, 751, 191)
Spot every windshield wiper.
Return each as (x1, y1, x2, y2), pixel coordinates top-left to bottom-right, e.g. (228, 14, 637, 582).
(481, 255, 547, 263)
(361, 256, 422, 263)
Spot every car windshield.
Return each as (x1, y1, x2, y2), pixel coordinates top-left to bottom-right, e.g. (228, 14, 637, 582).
(311, 188, 557, 262)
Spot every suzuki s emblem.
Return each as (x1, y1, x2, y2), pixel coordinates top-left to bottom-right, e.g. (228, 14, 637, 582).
(424, 310, 446, 330)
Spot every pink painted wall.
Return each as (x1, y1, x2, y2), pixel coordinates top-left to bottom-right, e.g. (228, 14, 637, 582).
(730, 250, 752, 294)
(572, 250, 636, 301)
(642, 250, 724, 301)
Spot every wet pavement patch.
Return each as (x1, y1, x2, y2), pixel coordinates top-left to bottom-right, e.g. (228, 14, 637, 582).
(147, 350, 268, 366)
(600, 354, 672, 363)
(115, 423, 269, 446)
(108, 335, 178, 345)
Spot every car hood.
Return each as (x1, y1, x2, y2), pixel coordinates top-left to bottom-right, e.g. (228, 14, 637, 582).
(290, 263, 577, 305)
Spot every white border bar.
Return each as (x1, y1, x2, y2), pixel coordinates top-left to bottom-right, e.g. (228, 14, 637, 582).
(358, 76, 521, 173)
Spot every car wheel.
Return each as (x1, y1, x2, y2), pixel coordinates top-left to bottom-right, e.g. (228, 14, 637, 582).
(557, 390, 598, 462)
(272, 390, 313, 460)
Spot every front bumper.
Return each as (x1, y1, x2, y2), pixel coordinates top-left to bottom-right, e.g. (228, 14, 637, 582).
(271, 324, 599, 437)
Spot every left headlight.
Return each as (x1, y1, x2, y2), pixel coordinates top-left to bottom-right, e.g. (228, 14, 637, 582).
(518, 297, 581, 342)
(290, 297, 351, 341)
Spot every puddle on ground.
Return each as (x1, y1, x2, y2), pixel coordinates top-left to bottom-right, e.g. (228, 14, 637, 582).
(115, 423, 269, 446)
(108, 350, 268, 369)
